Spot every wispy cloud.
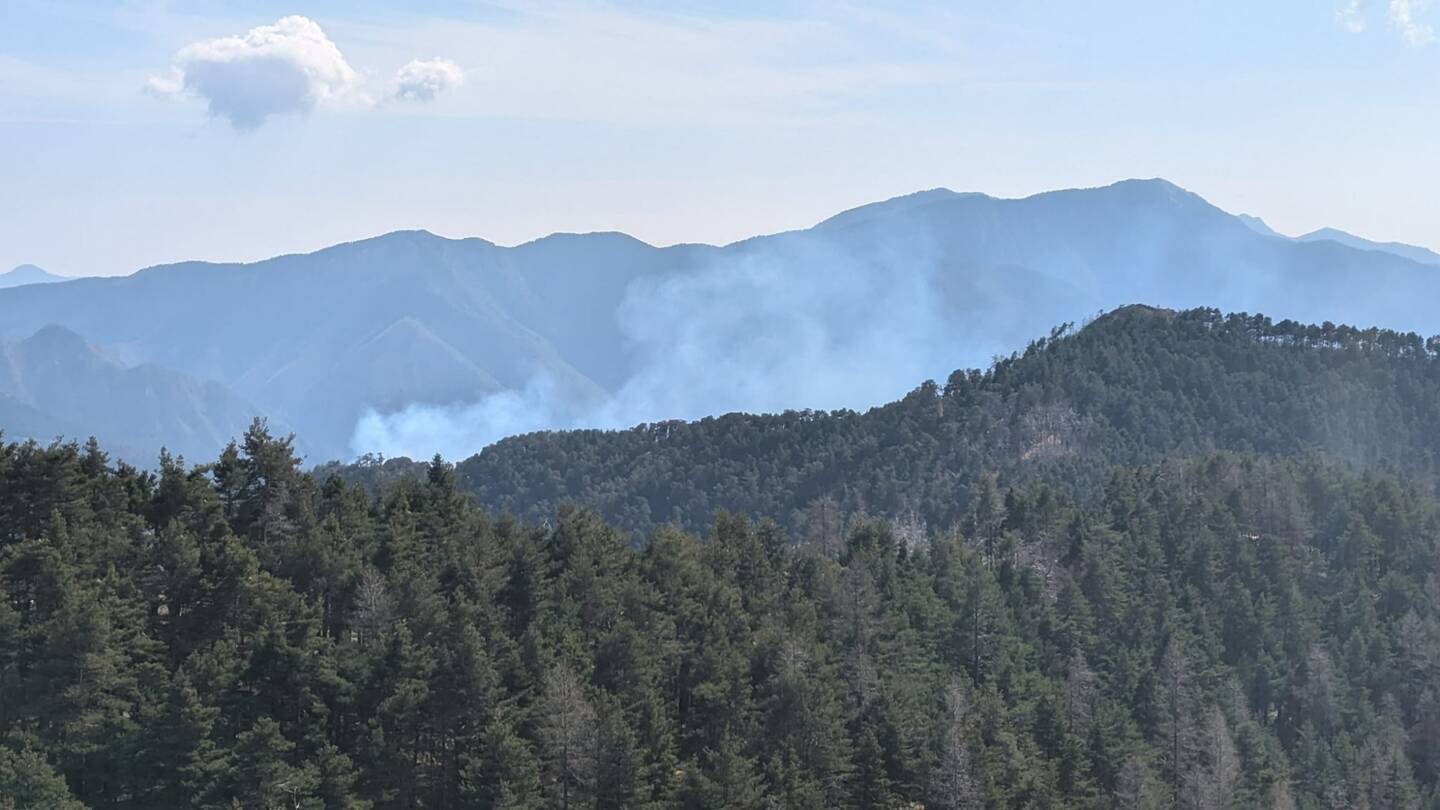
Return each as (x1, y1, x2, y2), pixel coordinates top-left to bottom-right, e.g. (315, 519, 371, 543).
(1334, 0, 1437, 45)
(0, 53, 91, 97)
(1338, 0, 1368, 32)
(331, 4, 970, 128)
(1389, 0, 1437, 45)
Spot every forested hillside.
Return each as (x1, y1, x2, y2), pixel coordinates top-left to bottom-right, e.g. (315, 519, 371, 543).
(3, 428, 1440, 808)
(446, 306, 1440, 537)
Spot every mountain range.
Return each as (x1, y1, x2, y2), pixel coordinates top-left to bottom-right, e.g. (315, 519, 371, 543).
(1235, 215, 1440, 265)
(0, 324, 266, 462)
(4, 178, 1440, 465)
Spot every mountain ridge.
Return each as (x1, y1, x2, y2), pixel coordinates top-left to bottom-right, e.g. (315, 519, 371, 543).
(6, 178, 1440, 464)
(429, 304, 1440, 536)
(0, 324, 271, 463)
(1296, 226, 1440, 265)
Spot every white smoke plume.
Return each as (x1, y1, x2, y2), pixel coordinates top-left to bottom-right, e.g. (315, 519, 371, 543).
(350, 375, 568, 460)
(347, 225, 1025, 461)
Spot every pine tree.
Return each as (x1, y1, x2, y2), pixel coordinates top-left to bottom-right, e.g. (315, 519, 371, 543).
(931, 680, 982, 810)
(216, 717, 319, 810)
(461, 715, 544, 810)
(0, 746, 85, 810)
(679, 733, 766, 810)
(136, 671, 224, 806)
(538, 665, 598, 810)
(593, 692, 646, 809)
(1158, 635, 1199, 806)
(1184, 708, 1239, 810)
(315, 745, 370, 810)
(1114, 754, 1164, 810)
(966, 472, 1006, 566)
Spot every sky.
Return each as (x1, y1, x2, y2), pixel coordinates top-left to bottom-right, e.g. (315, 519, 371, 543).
(2, 0, 1439, 277)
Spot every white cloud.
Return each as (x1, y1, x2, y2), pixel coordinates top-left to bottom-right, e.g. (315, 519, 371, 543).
(1338, 0, 1368, 32)
(146, 15, 360, 129)
(331, 6, 965, 129)
(1389, 0, 1436, 45)
(391, 58, 464, 102)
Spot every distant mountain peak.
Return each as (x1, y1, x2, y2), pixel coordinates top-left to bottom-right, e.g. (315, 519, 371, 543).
(0, 264, 67, 289)
(307, 228, 462, 257)
(891, 187, 966, 203)
(365, 228, 448, 244)
(0, 323, 266, 465)
(1106, 177, 1186, 192)
(127, 229, 487, 280)
(27, 322, 87, 341)
(1295, 227, 1440, 266)
(1093, 303, 1178, 325)
(517, 230, 658, 250)
(22, 323, 103, 359)
(1068, 177, 1210, 208)
(1235, 214, 1282, 238)
(813, 187, 972, 230)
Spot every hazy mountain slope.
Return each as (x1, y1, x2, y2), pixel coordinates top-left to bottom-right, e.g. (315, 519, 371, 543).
(0, 231, 701, 457)
(1234, 213, 1281, 237)
(444, 306, 1440, 536)
(1296, 226, 1440, 265)
(5, 178, 1440, 464)
(803, 180, 1440, 331)
(0, 392, 77, 443)
(0, 325, 268, 463)
(0, 264, 67, 288)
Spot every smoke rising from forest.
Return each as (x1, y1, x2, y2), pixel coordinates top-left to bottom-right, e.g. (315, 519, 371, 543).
(349, 231, 1018, 460)
(342, 180, 1440, 462)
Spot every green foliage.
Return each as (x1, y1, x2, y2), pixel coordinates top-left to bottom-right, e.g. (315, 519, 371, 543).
(0, 745, 85, 810)
(435, 306, 1440, 537)
(7, 308, 1440, 807)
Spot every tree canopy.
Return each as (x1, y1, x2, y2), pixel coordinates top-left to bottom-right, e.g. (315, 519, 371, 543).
(395, 305, 1440, 538)
(4, 423, 1440, 807)
(10, 305, 1440, 807)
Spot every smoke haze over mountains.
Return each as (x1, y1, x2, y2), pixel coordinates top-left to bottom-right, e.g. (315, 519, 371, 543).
(5, 179, 1440, 464)
(343, 180, 1440, 461)
(352, 224, 968, 459)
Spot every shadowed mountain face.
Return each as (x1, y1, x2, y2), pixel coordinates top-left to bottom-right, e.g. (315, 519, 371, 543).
(0, 325, 268, 463)
(2, 178, 1439, 464)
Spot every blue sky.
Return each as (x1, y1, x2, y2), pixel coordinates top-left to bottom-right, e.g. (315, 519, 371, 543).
(3, 0, 1438, 276)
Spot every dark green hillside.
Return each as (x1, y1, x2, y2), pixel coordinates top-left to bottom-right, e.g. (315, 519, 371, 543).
(3, 429, 1440, 807)
(456, 306, 1440, 536)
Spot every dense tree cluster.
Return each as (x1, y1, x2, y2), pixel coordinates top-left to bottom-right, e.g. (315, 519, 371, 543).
(409, 306, 1440, 537)
(4, 422, 1440, 808)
